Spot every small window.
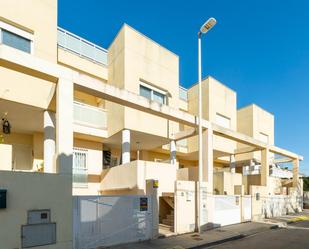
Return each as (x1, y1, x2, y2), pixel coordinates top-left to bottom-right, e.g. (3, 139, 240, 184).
(140, 85, 152, 100)
(259, 132, 269, 144)
(153, 91, 165, 104)
(2, 29, 31, 53)
(73, 148, 88, 187)
(139, 83, 167, 105)
(215, 113, 231, 128)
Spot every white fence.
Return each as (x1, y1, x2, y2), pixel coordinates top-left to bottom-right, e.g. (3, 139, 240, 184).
(73, 195, 154, 249)
(262, 195, 303, 218)
(213, 195, 241, 227)
(242, 195, 252, 221)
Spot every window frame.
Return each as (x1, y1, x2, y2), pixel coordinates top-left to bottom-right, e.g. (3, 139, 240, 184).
(0, 21, 33, 54)
(139, 81, 167, 105)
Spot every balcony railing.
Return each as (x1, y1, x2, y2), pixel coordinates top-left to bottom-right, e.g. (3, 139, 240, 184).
(57, 27, 108, 66)
(179, 86, 188, 101)
(73, 101, 107, 129)
(176, 139, 188, 148)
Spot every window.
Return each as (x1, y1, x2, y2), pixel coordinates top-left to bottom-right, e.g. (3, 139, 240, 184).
(139, 83, 167, 104)
(2, 30, 31, 53)
(0, 21, 33, 54)
(73, 148, 88, 187)
(215, 113, 231, 128)
(259, 132, 269, 144)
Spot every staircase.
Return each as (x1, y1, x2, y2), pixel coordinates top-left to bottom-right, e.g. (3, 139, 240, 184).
(161, 196, 174, 232)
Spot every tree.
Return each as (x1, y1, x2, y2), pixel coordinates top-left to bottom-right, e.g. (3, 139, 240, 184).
(303, 177, 309, 191)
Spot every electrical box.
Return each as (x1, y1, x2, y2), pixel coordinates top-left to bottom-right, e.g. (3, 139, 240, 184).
(28, 210, 51, 224)
(0, 189, 7, 209)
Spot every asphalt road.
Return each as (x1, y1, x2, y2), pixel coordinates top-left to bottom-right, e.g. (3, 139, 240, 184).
(208, 221, 309, 249)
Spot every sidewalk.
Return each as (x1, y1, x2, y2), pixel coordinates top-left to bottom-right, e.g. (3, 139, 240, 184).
(106, 222, 278, 249)
(261, 209, 309, 228)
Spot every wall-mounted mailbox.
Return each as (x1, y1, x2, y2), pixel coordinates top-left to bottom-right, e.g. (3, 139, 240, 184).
(0, 189, 7, 209)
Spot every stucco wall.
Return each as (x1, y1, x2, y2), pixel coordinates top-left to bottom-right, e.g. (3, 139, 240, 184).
(100, 160, 177, 196)
(0, 0, 57, 63)
(187, 77, 237, 155)
(107, 24, 180, 138)
(0, 171, 72, 249)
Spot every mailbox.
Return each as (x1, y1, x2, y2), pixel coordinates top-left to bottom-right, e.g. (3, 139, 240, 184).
(0, 189, 7, 209)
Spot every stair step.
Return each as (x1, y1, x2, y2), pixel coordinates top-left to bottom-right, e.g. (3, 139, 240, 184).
(162, 219, 174, 226)
(167, 214, 174, 220)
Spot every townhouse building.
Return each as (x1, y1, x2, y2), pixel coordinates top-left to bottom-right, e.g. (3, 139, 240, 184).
(0, 0, 304, 248)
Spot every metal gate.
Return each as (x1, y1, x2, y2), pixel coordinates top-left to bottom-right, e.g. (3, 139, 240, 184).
(73, 195, 154, 249)
(242, 195, 252, 221)
(213, 195, 241, 227)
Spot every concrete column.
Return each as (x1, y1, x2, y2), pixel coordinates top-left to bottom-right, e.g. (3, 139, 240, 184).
(122, 129, 130, 164)
(230, 154, 236, 173)
(261, 148, 270, 186)
(202, 128, 213, 189)
(146, 179, 159, 239)
(170, 140, 176, 165)
(201, 128, 214, 230)
(56, 78, 73, 174)
(292, 159, 299, 188)
(44, 111, 56, 173)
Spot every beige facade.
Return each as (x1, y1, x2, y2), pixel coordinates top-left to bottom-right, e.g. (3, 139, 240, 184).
(0, 0, 304, 246)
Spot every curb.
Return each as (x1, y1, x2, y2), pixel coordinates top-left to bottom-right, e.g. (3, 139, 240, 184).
(187, 234, 245, 249)
(187, 225, 279, 249)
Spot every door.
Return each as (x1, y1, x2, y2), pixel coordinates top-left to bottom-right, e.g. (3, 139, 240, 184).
(12, 144, 32, 170)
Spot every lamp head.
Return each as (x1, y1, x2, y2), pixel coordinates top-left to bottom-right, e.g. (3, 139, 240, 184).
(200, 17, 217, 34)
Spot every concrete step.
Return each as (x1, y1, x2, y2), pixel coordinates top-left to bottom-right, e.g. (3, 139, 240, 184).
(167, 214, 174, 220)
(162, 218, 174, 226)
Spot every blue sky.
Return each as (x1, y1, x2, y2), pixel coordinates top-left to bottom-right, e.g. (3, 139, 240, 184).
(58, 0, 309, 174)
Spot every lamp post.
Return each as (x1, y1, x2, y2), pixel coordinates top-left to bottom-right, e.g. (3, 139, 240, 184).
(197, 17, 216, 233)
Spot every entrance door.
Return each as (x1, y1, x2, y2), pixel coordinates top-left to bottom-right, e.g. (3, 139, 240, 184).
(12, 144, 32, 170)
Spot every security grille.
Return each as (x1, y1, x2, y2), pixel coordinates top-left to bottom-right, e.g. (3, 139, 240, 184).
(73, 148, 88, 187)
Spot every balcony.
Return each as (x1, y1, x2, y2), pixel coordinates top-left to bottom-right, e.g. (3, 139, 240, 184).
(100, 160, 178, 195)
(57, 27, 108, 66)
(73, 101, 108, 137)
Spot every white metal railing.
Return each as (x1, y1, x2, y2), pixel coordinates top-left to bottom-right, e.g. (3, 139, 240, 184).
(179, 86, 188, 101)
(73, 101, 107, 129)
(57, 27, 108, 65)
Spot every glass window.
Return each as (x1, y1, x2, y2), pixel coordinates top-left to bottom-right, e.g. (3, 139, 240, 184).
(139, 84, 166, 104)
(140, 85, 152, 100)
(2, 29, 31, 53)
(153, 91, 165, 104)
(215, 113, 231, 128)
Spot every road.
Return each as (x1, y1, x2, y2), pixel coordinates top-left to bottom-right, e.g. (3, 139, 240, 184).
(208, 221, 309, 249)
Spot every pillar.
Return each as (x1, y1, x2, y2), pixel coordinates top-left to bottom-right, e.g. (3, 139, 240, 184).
(56, 78, 73, 174)
(201, 128, 214, 230)
(261, 148, 270, 186)
(202, 128, 213, 189)
(44, 111, 56, 173)
(122, 129, 130, 164)
(146, 179, 159, 239)
(170, 140, 176, 165)
(230, 154, 236, 173)
(292, 159, 299, 188)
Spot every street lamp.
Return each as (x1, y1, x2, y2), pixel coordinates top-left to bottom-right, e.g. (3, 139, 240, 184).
(197, 17, 216, 233)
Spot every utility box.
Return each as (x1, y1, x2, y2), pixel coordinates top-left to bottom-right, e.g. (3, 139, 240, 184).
(0, 189, 7, 209)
